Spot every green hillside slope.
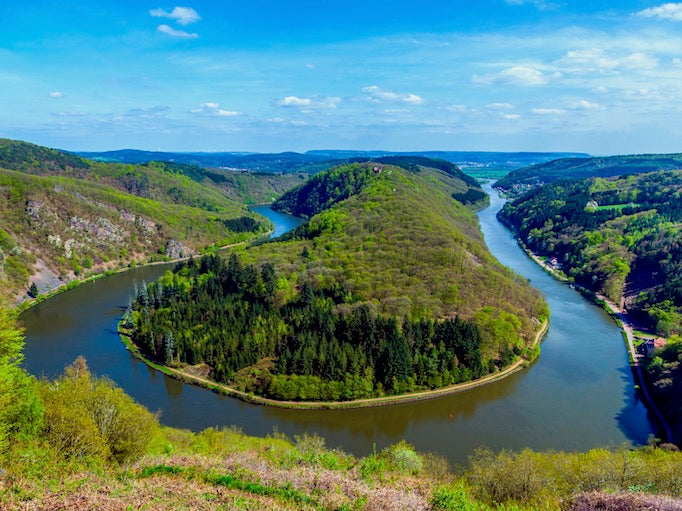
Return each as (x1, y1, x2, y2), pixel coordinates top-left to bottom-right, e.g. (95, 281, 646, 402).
(127, 161, 547, 402)
(0, 140, 273, 303)
(496, 153, 682, 197)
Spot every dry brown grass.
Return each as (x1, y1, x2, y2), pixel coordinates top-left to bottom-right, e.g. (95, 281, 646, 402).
(564, 491, 682, 511)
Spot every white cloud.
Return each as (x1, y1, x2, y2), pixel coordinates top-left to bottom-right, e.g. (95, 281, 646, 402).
(305, 63, 316, 69)
(572, 100, 602, 110)
(559, 48, 659, 72)
(362, 85, 424, 104)
(673, 57, 682, 66)
(532, 107, 566, 115)
(49, 91, 63, 98)
(473, 66, 550, 86)
(150, 6, 200, 25)
(502, 113, 521, 120)
(278, 96, 312, 107)
(445, 104, 466, 112)
(636, 3, 682, 21)
(157, 24, 198, 39)
(504, 0, 557, 10)
(277, 95, 340, 109)
(191, 102, 240, 117)
(487, 102, 514, 109)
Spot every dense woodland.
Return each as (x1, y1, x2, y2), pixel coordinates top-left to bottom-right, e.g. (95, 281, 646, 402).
(499, 171, 682, 336)
(127, 254, 501, 400)
(0, 139, 312, 302)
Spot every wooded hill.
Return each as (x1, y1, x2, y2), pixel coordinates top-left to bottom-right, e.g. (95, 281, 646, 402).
(496, 153, 682, 197)
(129, 160, 548, 401)
(0, 138, 293, 303)
(499, 170, 682, 336)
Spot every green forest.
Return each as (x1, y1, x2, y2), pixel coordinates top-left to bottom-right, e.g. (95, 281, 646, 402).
(0, 139, 308, 303)
(2, 304, 682, 509)
(498, 171, 682, 443)
(496, 152, 682, 197)
(498, 170, 682, 336)
(127, 254, 502, 400)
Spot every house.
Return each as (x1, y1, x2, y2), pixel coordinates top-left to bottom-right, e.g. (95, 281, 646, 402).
(638, 339, 656, 357)
(638, 338, 667, 357)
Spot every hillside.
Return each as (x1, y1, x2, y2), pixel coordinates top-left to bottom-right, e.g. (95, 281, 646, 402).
(0, 140, 275, 303)
(127, 160, 547, 402)
(495, 153, 682, 197)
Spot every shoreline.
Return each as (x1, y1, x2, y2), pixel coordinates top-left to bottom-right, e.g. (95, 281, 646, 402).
(496, 204, 673, 442)
(14, 231, 273, 315)
(117, 318, 549, 410)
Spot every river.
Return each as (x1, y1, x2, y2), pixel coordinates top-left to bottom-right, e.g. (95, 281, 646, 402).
(21, 188, 656, 466)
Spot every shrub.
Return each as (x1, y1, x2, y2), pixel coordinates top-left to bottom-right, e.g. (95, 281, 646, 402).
(40, 357, 158, 462)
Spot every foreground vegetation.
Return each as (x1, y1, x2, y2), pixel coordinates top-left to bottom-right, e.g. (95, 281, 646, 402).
(2, 308, 682, 510)
(125, 160, 547, 402)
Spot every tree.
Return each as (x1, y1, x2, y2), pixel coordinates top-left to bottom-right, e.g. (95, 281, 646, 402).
(28, 282, 39, 298)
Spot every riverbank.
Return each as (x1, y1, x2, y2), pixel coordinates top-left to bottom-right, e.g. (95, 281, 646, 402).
(13, 231, 273, 314)
(117, 318, 549, 410)
(496, 205, 673, 442)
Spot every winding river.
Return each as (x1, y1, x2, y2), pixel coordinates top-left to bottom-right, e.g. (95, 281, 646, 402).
(21, 187, 656, 466)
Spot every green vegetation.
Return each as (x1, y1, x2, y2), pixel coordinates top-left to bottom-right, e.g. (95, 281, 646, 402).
(499, 171, 682, 336)
(126, 160, 546, 402)
(496, 152, 682, 197)
(643, 336, 682, 446)
(128, 254, 492, 400)
(0, 139, 284, 303)
(2, 303, 682, 509)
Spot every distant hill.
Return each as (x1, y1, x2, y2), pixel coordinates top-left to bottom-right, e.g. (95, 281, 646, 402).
(76, 149, 338, 174)
(495, 153, 682, 196)
(76, 147, 587, 178)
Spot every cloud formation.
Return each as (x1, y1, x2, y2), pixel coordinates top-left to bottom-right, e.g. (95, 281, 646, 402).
(636, 3, 682, 21)
(473, 66, 551, 86)
(559, 48, 659, 72)
(532, 107, 566, 115)
(49, 91, 63, 98)
(277, 96, 340, 109)
(191, 102, 240, 117)
(362, 85, 423, 104)
(157, 24, 199, 39)
(150, 6, 200, 25)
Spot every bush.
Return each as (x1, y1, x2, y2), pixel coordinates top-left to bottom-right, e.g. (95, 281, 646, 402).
(40, 357, 158, 462)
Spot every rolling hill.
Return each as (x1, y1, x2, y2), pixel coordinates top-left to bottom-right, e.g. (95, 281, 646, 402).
(495, 153, 682, 196)
(0, 139, 280, 303)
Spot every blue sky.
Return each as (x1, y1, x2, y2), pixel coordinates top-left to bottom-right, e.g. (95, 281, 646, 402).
(2, 1, 682, 153)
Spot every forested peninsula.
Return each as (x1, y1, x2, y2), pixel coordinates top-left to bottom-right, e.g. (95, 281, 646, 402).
(125, 160, 548, 403)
